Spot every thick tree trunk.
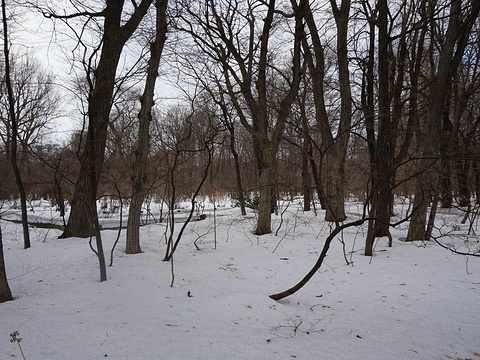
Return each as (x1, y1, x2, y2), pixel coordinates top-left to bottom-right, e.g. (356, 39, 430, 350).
(324, 148, 347, 222)
(327, 0, 351, 223)
(407, 176, 431, 240)
(126, 195, 143, 254)
(371, 0, 391, 238)
(60, 0, 153, 239)
(365, 0, 391, 255)
(126, 0, 168, 254)
(255, 165, 274, 235)
(60, 167, 96, 238)
(0, 223, 13, 303)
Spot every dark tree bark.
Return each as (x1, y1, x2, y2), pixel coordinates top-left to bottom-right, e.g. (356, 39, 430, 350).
(59, 0, 153, 238)
(365, 0, 392, 255)
(361, 4, 376, 188)
(0, 222, 13, 303)
(308, 147, 327, 210)
(325, 0, 351, 222)
(456, 155, 471, 207)
(297, 0, 351, 223)
(270, 218, 367, 301)
(363, 0, 421, 254)
(126, 0, 168, 254)
(53, 155, 66, 226)
(2, 0, 30, 249)
(440, 99, 454, 208)
(298, 83, 324, 210)
(180, 0, 302, 235)
(229, 125, 247, 216)
(301, 133, 311, 212)
(474, 161, 480, 204)
(407, 0, 480, 240)
(205, 85, 247, 216)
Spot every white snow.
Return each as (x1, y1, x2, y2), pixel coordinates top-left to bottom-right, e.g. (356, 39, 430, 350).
(1, 199, 479, 359)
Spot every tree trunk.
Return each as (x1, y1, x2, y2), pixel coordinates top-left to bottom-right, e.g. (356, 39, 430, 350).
(2, 0, 30, 249)
(326, 0, 351, 223)
(60, 0, 153, 238)
(308, 148, 326, 210)
(229, 126, 246, 216)
(407, 176, 431, 240)
(440, 158, 453, 208)
(60, 167, 96, 238)
(456, 158, 470, 207)
(0, 223, 13, 303)
(324, 147, 347, 222)
(256, 165, 274, 235)
(474, 160, 480, 204)
(407, 0, 480, 240)
(365, 0, 391, 255)
(299, 0, 351, 222)
(301, 136, 311, 211)
(126, 195, 143, 254)
(126, 0, 168, 254)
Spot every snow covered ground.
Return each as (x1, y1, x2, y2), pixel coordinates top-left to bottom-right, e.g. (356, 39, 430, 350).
(1, 198, 479, 359)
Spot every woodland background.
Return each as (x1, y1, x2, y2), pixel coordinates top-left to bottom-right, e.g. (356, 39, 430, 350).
(1, 0, 480, 302)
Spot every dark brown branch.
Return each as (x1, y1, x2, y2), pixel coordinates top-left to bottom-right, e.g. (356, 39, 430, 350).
(269, 218, 367, 301)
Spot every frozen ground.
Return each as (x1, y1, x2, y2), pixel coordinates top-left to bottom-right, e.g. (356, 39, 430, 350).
(0, 198, 479, 359)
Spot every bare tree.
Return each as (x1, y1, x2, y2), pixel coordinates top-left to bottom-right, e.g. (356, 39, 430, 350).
(33, 0, 154, 239)
(295, 0, 352, 222)
(126, 0, 168, 254)
(362, 0, 424, 254)
(177, 0, 302, 234)
(407, 0, 480, 241)
(158, 108, 221, 263)
(0, 54, 59, 158)
(2, 0, 29, 249)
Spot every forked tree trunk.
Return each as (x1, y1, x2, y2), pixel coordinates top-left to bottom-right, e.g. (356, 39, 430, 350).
(298, 0, 351, 222)
(60, 0, 153, 239)
(126, 0, 168, 254)
(0, 223, 13, 303)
